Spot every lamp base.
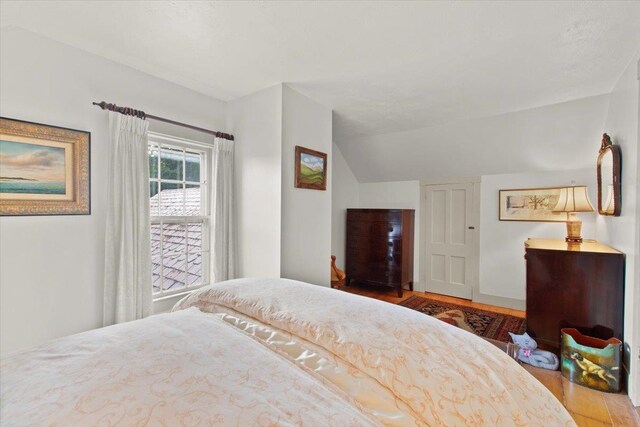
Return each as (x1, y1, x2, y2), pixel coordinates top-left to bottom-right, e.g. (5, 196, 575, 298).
(565, 213, 583, 243)
(565, 236, 583, 243)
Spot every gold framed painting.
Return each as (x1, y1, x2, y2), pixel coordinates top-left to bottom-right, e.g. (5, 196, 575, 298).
(0, 117, 90, 216)
(499, 187, 568, 222)
(294, 145, 327, 191)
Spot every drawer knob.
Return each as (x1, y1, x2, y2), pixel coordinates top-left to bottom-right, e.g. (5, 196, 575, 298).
(387, 256, 393, 261)
(388, 227, 394, 232)
(388, 241, 393, 247)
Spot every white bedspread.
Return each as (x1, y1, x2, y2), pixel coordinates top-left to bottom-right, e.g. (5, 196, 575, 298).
(1, 278, 575, 426)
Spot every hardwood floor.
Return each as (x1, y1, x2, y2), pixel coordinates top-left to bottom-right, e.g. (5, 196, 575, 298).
(338, 284, 525, 317)
(336, 283, 640, 427)
(521, 364, 640, 426)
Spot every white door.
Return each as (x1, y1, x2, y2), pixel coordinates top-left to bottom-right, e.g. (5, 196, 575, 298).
(424, 183, 475, 299)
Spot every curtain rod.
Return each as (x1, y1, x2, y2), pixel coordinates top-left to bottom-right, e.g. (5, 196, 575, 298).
(92, 101, 234, 141)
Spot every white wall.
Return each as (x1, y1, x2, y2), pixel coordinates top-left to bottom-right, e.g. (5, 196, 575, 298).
(337, 94, 609, 183)
(0, 28, 227, 355)
(594, 55, 639, 404)
(331, 143, 359, 270)
(479, 169, 597, 308)
(280, 86, 333, 286)
(334, 94, 612, 306)
(349, 171, 597, 307)
(358, 181, 421, 285)
(227, 84, 334, 287)
(226, 85, 283, 279)
(636, 59, 640, 405)
(636, 58, 640, 406)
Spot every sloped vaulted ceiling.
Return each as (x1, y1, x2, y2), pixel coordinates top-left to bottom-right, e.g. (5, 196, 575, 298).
(2, 1, 639, 143)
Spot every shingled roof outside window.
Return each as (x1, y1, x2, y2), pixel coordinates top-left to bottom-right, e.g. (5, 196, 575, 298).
(148, 135, 210, 297)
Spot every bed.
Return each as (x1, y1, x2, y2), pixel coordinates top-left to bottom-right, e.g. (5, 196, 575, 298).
(1, 278, 575, 426)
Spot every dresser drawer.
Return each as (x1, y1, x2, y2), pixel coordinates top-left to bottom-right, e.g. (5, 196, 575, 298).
(370, 221, 402, 238)
(346, 248, 370, 264)
(367, 266, 402, 285)
(346, 263, 372, 280)
(347, 237, 401, 251)
(349, 270, 400, 286)
(368, 238, 402, 253)
(348, 223, 402, 239)
(368, 248, 402, 265)
(347, 210, 403, 223)
(346, 221, 372, 236)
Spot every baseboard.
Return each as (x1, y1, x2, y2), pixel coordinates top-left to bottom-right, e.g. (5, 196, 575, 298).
(473, 293, 525, 311)
(407, 281, 422, 292)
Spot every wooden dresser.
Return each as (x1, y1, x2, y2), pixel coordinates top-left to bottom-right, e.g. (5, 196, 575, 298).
(346, 209, 414, 297)
(524, 238, 624, 351)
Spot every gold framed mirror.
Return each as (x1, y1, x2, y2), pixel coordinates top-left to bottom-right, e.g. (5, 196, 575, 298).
(596, 133, 621, 216)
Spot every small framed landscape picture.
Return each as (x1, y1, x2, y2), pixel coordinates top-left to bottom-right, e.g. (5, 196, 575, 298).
(294, 146, 327, 191)
(499, 187, 568, 222)
(0, 117, 90, 216)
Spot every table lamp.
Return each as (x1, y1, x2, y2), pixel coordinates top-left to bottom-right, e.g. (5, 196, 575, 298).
(552, 186, 594, 243)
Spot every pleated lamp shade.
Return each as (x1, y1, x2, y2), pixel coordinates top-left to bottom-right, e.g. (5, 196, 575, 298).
(552, 186, 594, 243)
(552, 186, 595, 213)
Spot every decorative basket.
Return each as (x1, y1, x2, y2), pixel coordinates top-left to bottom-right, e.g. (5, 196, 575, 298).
(560, 328, 622, 393)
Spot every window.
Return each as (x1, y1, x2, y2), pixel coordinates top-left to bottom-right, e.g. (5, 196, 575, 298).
(148, 133, 210, 299)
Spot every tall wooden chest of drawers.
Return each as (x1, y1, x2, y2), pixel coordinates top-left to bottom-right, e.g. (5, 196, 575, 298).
(346, 209, 415, 297)
(524, 238, 625, 351)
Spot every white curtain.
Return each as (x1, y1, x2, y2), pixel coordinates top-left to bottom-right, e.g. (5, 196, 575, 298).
(211, 138, 236, 282)
(103, 112, 152, 326)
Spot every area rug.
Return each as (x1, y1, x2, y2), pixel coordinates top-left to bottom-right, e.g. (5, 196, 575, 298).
(399, 295, 526, 343)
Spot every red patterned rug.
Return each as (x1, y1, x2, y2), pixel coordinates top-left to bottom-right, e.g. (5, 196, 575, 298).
(398, 295, 526, 342)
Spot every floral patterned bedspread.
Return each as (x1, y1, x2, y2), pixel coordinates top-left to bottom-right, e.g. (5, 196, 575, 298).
(174, 278, 576, 427)
(1, 308, 377, 426)
(1, 278, 575, 426)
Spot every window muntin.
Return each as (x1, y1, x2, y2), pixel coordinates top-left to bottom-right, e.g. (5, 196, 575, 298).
(149, 134, 210, 299)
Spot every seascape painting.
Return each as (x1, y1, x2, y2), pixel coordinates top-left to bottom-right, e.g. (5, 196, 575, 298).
(0, 140, 66, 195)
(294, 146, 327, 190)
(499, 187, 568, 222)
(0, 117, 90, 216)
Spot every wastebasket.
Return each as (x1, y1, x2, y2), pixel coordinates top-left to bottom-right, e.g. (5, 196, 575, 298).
(560, 328, 622, 393)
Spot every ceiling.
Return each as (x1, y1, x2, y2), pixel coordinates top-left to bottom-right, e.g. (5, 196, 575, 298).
(2, 1, 639, 140)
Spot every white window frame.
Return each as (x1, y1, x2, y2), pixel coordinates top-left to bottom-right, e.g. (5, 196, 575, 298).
(149, 132, 212, 301)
